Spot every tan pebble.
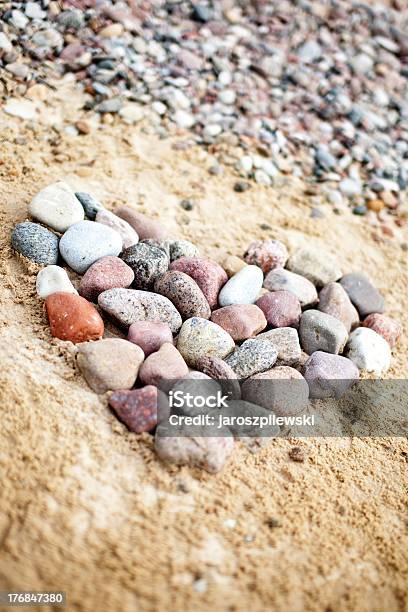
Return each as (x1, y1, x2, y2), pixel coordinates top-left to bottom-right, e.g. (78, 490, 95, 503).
(75, 120, 91, 135)
(221, 254, 247, 278)
(99, 23, 124, 38)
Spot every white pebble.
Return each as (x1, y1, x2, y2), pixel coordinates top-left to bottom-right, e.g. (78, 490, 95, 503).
(29, 181, 84, 232)
(36, 265, 77, 298)
(346, 328, 391, 376)
(219, 265, 264, 307)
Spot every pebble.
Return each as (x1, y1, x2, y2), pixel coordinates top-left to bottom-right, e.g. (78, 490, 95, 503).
(121, 243, 169, 290)
(210, 304, 267, 342)
(340, 273, 385, 318)
(116, 206, 166, 240)
(339, 178, 362, 198)
(45, 292, 104, 343)
(303, 351, 359, 399)
(28, 181, 84, 233)
(195, 355, 241, 400)
(177, 317, 235, 367)
(242, 366, 309, 416)
(256, 290, 301, 328)
(77, 338, 144, 394)
(96, 209, 139, 249)
(59, 220, 123, 274)
(78, 256, 134, 302)
(109, 386, 164, 433)
(154, 271, 210, 320)
(139, 343, 188, 390)
(299, 310, 348, 355)
(226, 339, 278, 379)
(221, 254, 247, 278)
(11, 221, 59, 265)
(127, 321, 173, 356)
(170, 257, 227, 309)
(256, 327, 301, 366)
(318, 282, 359, 332)
(243, 240, 288, 273)
(218, 265, 263, 307)
(4, 99, 36, 120)
(234, 181, 250, 193)
(362, 313, 402, 348)
(98, 288, 182, 333)
(36, 265, 77, 298)
(75, 192, 104, 220)
(287, 248, 342, 288)
(346, 328, 391, 376)
(119, 104, 144, 125)
(168, 239, 199, 262)
(263, 267, 318, 308)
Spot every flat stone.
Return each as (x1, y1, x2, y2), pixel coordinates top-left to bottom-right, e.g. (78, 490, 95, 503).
(78, 256, 134, 302)
(243, 239, 288, 273)
(210, 304, 267, 341)
(303, 351, 360, 399)
(109, 386, 164, 433)
(96, 209, 139, 249)
(256, 327, 301, 366)
(299, 310, 348, 354)
(362, 313, 402, 348)
(29, 181, 84, 232)
(98, 288, 182, 333)
(171, 257, 228, 309)
(287, 247, 342, 288)
(177, 317, 235, 367)
(75, 192, 104, 220)
(168, 239, 199, 262)
(12, 221, 59, 265)
(154, 271, 210, 320)
(116, 206, 167, 240)
(127, 321, 173, 356)
(45, 292, 104, 343)
(218, 265, 263, 307)
(36, 265, 77, 298)
(263, 267, 318, 307)
(340, 273, 385, 318)
(318, 282, 359, 332)
(242, 366, 309, 416)
(59, 220, 123, 274)
(195, 355, 241, 400)
(256, 290, 301, 328)
(226, 338, 278, 379)
(346, 328, 391, 375)
(77, 338, 144, 394)
(121, 243, 169, 290)
(139, 343, 188, 389)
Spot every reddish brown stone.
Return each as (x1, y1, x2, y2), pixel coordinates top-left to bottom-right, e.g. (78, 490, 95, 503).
(362, 313, 402, 348)
(243, 239, 288, 273)
(45, 292, 104, 343)
(170, 256, 227, 309)
(210, 304, 267, 341)
(79, 256, 134, 302)
(109, 385, 166, 433)
(115, 206, 166, 240)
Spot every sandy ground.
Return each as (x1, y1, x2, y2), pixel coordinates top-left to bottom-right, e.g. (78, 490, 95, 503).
(0, 80, 407, 612)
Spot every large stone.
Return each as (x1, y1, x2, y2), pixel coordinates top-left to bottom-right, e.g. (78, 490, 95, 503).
(218, 265, 264, 307)
(177, 317, 235, 367)
(45, 292, 104, 343)
(340, 273, 385, 318)
(256, 290, 301, 328)
(170, 257, 228, 309)
(303, 351, 359, 399)
(78, 256, 134, 302)
(36, 265, 77, 298)
(287, 247, 342, 287)
(12, 221, 59, 265)
(362, 313, 402, 348)
(346, 328, 391, 375)
(154, 271, 211, 320)
(318, 282, 359, 332)
(299, 310, 348, 354)
(109, 386, 164, 433)
(96, 209, 139, 249)
(127, 321, 173, 356)
(256, 327, 301, 366)
(226, 338, 278, 379)
(263, 267, 318, 308)
(139, 343, 188, 389)
(59, 220, 122, 274)
(115, 206, 167, 240)
(243, 239, 288, 273)
(210, 304, 267, 341)
(29, 181, 84, 232)
(121, 242, 169, 290)
(75, 192, 104, 220)
(242, 366, 309, 416)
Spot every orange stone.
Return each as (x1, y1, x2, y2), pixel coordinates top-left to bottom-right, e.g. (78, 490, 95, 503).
(45, 292, 104, 343)
(367, 199, 384, 213)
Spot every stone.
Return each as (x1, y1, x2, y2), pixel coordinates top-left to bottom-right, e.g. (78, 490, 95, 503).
(109, 386, 164, 433)
(128, 321, 173, 356)
(75, 192, 104, 220)
(299, 310, 348, 355)
(29, 181, 84, 233)
(77, 338, 144, 394)
(169, 376, 222, 418)
(45, 292, 104, 343)
(170, 257, 227, 309)
(243, 239, 288, 273)
(177, 317, 235, 367)
(59, 221, 123, 274)
(256, 291, 301, 328)
(318, 282, 359, 332)
(99, 23, 124, 38)
(210, 304, 267, 342)
(362, 313, 402, 348)
(36, 265, 77, 298)
(4, 99, 36, 120)
(195, 355, 241, 400)
(154, 271, 211, 320)
(287, 248, 342, 288)
(350, 53, 374, 75)
(96, 209, 139, 249)
(352, 323, 392, 372)
(226, 339, 278, 379)
(119, 104, 144, 124)
(139, 343, 188, 390)
(242, 367, 309, 416)
(218, 265, 263, 307)
(98, 288, 182, 333)
(221, 254, 247, 278)
(303, 351, 360, 399)
(11, 221, 59, 265)
(263, 267, 318, 308)
(115, 206, 166, 240)
(78, 256, 134, 302)
(340, 273, 385, 318)
(256, 327, 301, 366)
(121, 243, 169, 290)
(169, 239, 199, 262)
(339, 178, 362, 197)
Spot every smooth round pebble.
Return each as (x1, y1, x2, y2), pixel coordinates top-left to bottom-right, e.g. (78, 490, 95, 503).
(29, 181, 84, 232)
(362, 313, 402, 348)
(139, 343, 188, 389)
(210, 304, 267, 341)
(263, 267, 318, 307)
(256, 327, 301, 366)
(242, 366, 309, 416)
(154, 271, 211, 320)
(109, 386, 165, 433)
(303, 351, 359, 399)
(127, 321, 173, 356)
(218, 265, 263, 307)
(346, 328, 391, 375)
(36, 265, 77, 298)
(256, 290, 301, 328)
(12, 221, 59, 265)
(340, 273, 385, 317)
(299, 310, 348, 355)
(221, 254, 247, 278)
(78, 256, 134, 302)
(226, 338, 278, 379)
(75, 192, 104, 220)
(177, 317, 235, 367)
(96, 209, 139, 249)
(196, 355, 241, 400)
(169, 239, 199, 262)
(287, 247, 342, 287)
(45, 292, 104, 343)
(171, 257, 228, 309)
(116, 206, 167, 240)
(243, 239, 288, 273)
(121, 242, 169, 290)
(318, 282, 359, 332)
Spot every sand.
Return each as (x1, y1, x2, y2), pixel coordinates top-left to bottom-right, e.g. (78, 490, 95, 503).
(0, 79, 407, 612)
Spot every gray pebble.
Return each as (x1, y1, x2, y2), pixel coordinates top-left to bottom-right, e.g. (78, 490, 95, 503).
(154, 271, 211, 320)
(340, 273, 385, 318)
(121, 243, 169, 290)
(11, 221, 59, 265)
(256, 327, 301, 366)
(226, 338, 278, 379)
(263, 267, 318, 308)
(287, 247, 342, 288)
(303, 351, 359, 399)
(299, 310, 348, 355)
(75, 192, 104, 220)
(169, 239, 199, 262)
(59, 220, 122, 274)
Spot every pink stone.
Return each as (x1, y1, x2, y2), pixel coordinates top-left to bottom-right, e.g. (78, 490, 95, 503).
(210, 304, 267, 341)
(138, 343, 188, 390)
(127, 321, 173, 356)
(109, 386, 167, 433)
(170, 256, 227, 309)
(256, 290, 301, 328)
(318, 282, 360, 332)
(115, 206, 166, 240)
(362, 313, 402, 348)
(78, 256, 134, 302)
(244, 239, 288, 273)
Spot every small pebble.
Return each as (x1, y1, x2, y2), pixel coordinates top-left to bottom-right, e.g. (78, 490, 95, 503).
(154, 271, 211, 320)
(78, 256, 134, 302)
(180, 199, 194, 211)
(221, 254, 247, 278)
(362, 313, 402, 348)
(318, 282, 359, 332)
(109, 386, 164, 433)
(242, 366, 309, 416)
(288, 447, 307, 462)
(287, 247, 342, 287)
(226, 338, 278, 379)
(96, 209, 139, 249)
(210, 304, 267, 342)
(218, 265, 263, 307)
(77, 338, 144, 394)
(303, 351, 359, 399)
(139, 343, 188, 389)
(170, 257, 227, 309)
(45, 292, 104, 343)
(256, 327, 301, 366)
(12, 221, 59, 265)
(234, 181, 250, 193)
(29, 181, 84, 232)
(299, 310, 348, 354)
(169, 239, 199, 262)
(177, 317, 235, 367)
(127, 321, 173, 356)
(340, 273, 385, 318)
(121, 243, 169, 290)
(195, 355, 241, 400)
(75, 192, 104, 220)
(263, 267, 318, 308)
(116, 206, 167, 240)
(256, 290, 301, 328)
(36, 265, 77, 298)
(243, 239, 288, 273)
(346, 328, 391, 375)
